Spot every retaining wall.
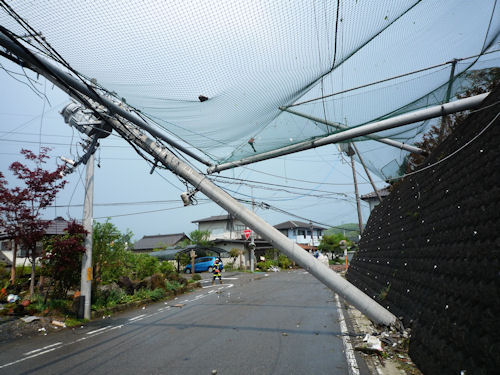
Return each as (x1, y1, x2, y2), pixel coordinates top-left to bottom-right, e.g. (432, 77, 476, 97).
(346, 87, 500, 375)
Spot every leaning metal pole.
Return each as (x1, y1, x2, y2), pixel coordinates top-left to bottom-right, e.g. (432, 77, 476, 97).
(107, 115, 399, 327)
(280, 107, 426, 155)
(209, 93, 488, 173)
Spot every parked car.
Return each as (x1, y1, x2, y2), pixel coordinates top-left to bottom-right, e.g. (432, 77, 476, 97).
(184, 256, 223, 273)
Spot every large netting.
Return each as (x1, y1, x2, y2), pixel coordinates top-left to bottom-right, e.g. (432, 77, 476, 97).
(1, 0, 499, 177)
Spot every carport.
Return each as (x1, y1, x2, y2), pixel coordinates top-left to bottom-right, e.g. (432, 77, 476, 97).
(148, 245, 229, 272)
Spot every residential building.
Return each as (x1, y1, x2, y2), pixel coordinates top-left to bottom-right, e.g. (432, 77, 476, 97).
(192, 215, 271, 267)
(133, 233, 189, 253)
(360, 187, 391, 212)
(0, 216, 71, 265)
(274, 221, 325, 251)
(192, 214, 260, 240)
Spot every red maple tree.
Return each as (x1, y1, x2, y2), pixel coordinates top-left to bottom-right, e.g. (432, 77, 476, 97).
(0, 148, 67, 297)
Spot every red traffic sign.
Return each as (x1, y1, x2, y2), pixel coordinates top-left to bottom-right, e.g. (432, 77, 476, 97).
(243, 229, 252, 240)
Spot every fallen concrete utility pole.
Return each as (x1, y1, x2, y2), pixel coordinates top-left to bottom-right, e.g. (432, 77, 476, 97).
(0, 28, 399, 326)
(106, 114, 399, 327)
(208, 93, 488, 173)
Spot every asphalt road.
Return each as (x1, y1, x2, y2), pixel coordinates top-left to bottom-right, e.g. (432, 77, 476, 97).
(0, 270, 370, 375)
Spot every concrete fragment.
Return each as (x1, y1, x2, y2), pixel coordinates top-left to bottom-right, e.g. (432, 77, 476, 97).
(20, 316, 40, 323)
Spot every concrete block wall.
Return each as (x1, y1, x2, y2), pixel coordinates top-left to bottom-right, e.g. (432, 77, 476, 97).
(346, 87, 500, 375)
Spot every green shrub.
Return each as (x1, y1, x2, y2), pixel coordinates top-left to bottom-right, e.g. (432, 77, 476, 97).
(278, 254, 291, 269)
(165, 280, 182, 292)
(159, 261, 175, 275)
(256, 260, 278, 271)
(191, 273, 201, 281)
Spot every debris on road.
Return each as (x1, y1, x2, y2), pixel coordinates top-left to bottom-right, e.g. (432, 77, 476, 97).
(51, 320, 66, 328)
(345, 302, 422, 374)
(7, 294, 19, 303)
(355, 334, 383, 354)
(172, 304, 184, 308)
(20, 316, 40, 323)
(282, 332, 288, 336)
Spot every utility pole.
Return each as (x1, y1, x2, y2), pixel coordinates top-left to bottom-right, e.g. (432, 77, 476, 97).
(249, 187, 255, 272)
(351, 143, 382, 203)
(309, 221, 314, 248)
(350, 153, 364, 236)
(80, 152, 94, 320)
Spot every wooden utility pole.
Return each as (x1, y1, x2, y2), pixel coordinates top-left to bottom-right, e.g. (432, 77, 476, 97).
(190, 250, 196, 275)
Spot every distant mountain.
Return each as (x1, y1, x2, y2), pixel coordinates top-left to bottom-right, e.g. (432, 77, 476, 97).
(325, 223, 364, 242)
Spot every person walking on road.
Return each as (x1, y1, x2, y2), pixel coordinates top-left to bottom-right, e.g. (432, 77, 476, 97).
(212, 258, 223, 285)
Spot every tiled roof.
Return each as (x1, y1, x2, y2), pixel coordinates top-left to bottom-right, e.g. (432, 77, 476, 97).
(0, 217, 70, 237)
(273, 221, 326, 230)
(133, 233, 188, 250)
(360, 187, 391, 200)
(192, 215, 232, 223)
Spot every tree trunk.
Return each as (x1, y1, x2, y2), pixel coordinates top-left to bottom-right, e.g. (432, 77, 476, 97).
(29, 249, 36, 299)
(10, 239, 17, 285)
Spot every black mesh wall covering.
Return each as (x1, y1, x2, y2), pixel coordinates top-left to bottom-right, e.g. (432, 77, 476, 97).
(346, 87, 500, 375)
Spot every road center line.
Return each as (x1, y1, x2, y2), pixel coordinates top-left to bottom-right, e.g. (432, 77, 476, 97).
(86, 325, 112, 335)
(0, 347, 60, 369)
(128, 314, 146, 322)
(23, 342, 63, 356)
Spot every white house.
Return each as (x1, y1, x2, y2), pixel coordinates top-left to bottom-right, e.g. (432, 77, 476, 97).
(360, 186, 391, 212)
(191, 215, 271, 267)
(273, 221, 325, 250)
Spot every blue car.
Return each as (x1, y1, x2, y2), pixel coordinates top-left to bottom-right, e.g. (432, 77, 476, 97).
(184, 256, 223, 273)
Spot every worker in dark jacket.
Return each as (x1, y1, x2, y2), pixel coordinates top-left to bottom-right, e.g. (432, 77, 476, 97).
(212, 258, 223, 285)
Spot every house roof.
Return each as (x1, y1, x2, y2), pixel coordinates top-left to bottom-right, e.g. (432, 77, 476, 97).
(45, 217, 70, 235)
(360, 187, 391, 200)
(0, 217, 70, 238)
(192, 214, 233, 223)
(133, 233, 188, 250)
(273, 221, 326, 230)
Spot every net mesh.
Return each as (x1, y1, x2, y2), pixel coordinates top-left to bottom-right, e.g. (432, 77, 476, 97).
(1, 0, 499, 177)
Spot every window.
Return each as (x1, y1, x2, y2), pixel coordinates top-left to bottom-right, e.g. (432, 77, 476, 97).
(0, 240, 11, 251)
(298, 230, 306, 237)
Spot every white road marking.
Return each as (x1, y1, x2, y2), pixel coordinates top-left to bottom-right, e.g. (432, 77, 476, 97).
(128, 314, 146, 322)
(0, 347, 60, 369)
(335, 294, 360, 375)
(1, 280, 237, 369)
(23, 342, 63, 356)
(86, 325, 112, 335)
